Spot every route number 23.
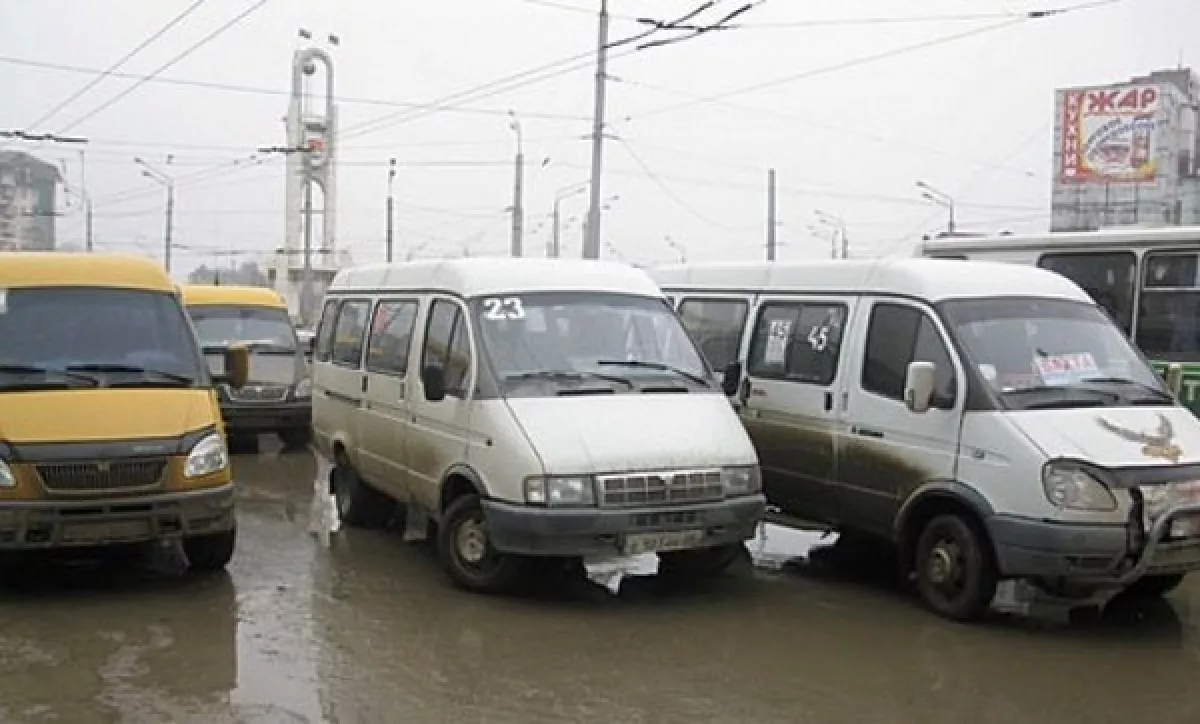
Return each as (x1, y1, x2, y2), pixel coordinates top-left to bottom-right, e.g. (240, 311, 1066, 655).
(482, 297, 525, 320)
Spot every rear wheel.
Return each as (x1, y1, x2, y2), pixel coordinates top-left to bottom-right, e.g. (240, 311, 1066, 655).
(1125, 573, 1186, 599)
(332, 464, 396, 529)
(658, 544, 744, 581)
(184, 528, 237, 572)
(437, 494, 529, 594)
(913, 513, 998, 622)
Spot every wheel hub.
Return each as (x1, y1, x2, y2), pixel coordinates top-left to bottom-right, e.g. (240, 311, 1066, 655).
(456, 519, 489, 565)
(928, 543, 957, 585)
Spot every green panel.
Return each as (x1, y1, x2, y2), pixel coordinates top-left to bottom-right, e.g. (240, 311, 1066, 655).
(1149, 359, 1200, 416)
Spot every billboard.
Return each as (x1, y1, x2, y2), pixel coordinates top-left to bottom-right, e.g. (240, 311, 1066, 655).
(1059, 84, 1161, 183)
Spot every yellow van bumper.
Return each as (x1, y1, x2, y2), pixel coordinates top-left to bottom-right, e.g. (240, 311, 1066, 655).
(0, 484, 234, 549)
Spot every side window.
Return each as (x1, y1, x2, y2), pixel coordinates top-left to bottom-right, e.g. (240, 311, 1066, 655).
(748, 302, 846, 385)
(678, 298, 748, 372)
(422, 299, 472, 397)
(314, 299, 340, 362)
(862, 303, 956, 407)
(331, 300, 370, 367)
(1038, 251, 1136, 335)
(366, 300, 418, 376)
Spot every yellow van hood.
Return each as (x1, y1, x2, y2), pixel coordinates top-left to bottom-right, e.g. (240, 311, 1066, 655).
(0, 389, 217, 444)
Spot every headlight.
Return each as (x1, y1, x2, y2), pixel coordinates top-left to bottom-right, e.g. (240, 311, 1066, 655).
(722, 465, 761, 496)
(1042, 463, 1117, 511)
(0, 459, 14, 489)
(524, 475, 596, 506)
(185, 433, 229, 479)
(293, 378, 312, 399)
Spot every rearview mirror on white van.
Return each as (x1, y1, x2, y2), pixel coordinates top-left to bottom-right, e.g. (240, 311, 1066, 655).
(904, 361, 936, 414)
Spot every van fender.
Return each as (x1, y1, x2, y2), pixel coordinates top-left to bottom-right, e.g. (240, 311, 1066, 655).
(438, 464, 488, 516)
(893, 479, 995, 542)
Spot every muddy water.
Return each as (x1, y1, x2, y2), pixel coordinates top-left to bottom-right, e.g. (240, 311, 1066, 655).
(0, 442, 1198, 723)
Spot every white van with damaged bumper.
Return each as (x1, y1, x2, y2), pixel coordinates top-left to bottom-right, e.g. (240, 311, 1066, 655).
(654, 258, 1200, 620)
(311, 258, 764, 593)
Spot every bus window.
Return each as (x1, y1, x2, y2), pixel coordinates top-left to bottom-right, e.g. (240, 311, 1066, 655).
(1136, 251, 1200, 362)
(1037, 252, 1136, 335)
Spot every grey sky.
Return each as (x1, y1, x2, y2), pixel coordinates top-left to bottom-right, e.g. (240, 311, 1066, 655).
(1, 0, 1195, 277)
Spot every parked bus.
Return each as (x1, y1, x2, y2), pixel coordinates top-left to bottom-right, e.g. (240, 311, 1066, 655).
(919, 226, 1200, 414)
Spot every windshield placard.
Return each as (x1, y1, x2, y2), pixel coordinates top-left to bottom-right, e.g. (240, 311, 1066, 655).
(1035, 352, 1099, 385)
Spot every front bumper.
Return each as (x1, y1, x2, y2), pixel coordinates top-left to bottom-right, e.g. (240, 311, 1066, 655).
(989, 501, 1200, 586)
(482, 494, 766, 557)
(221, 400, 311, 434)
(0, 483, 235, 550)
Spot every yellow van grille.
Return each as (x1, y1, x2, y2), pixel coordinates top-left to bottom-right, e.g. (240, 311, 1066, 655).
(36, 459, 167, 494)
(597, 469, 723, 507)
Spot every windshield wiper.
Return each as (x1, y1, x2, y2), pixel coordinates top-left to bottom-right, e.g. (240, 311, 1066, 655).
(67, 364, 195, 387)
(203, 342, 295, 354)
(1079, 377, 1175, 404)
(0, 364, 99, 387)
(506, 370, 634, 388)
(1001, 384, 1120, 409)
(595, 359, 709, 386)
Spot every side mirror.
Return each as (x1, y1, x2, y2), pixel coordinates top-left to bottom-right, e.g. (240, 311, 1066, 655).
(904, 361, 936, 414)
(422, 365, 446, 402)
(720, 361, 742, 397)
(1166, 362, 1184, 396)
(223, 344, 250, 390)
(303, 335, 315, 360)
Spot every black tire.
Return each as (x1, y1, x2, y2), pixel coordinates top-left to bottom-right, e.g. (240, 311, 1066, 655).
(1125, 573, 1186, 599)
(437, 494, 529, 594)
(913, 513, 998, 622)
(184, 528, 237, 572)
(280, 428, 311, 451)
(658, 544, 745, 580)
(332, 464, 396, 529)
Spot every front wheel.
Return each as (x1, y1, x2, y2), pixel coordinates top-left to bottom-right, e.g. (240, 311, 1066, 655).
(913, 513, 998, 622)
(658, 544, 745, 581)
(1124, 573, 1186, 599)
(437, 495, 529, 594)
(184, 528, 237, 572)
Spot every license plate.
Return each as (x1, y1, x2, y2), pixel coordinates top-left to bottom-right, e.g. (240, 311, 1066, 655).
(62, 520, 151, 543)
(622, 529, 705, 555)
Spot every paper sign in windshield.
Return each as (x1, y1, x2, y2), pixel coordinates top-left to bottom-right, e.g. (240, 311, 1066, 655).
(764, 318, 791, 366)
(1034, 352, 1098, 385)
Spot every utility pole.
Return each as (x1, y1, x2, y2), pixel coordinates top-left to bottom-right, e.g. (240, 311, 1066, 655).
(79, 150, 93, 252)
(302, 179, 314, 325)
(386, 158, 396, 263)
(135, 157, 174, 274)
(582, 0, 610, 260)
(552, 200, 561, 259)
(508, 110, 525, 257)
(766, 168, 777, 262)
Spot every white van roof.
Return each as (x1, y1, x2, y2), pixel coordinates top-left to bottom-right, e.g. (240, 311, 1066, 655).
(328, 257, 664, 299)
(649, 258, 1093, 304)
(920, 225, 1200, 255)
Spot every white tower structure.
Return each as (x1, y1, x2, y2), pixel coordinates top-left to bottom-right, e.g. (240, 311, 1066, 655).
(272, 37, 349, 326)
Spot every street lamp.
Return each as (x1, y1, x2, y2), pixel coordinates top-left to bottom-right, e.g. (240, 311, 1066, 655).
(507, 110, 525, 257)
(814, 210, 847, 259)
(552, 181, 589, 258)
(917, 180, 955, 235)
(385, 158, 397, 263)
(135, 156, 175, 273)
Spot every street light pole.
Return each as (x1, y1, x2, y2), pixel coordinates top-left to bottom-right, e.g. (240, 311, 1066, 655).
(582, 0, 610, 260)
(553, 181, 589, 259)
(508, 110, 525, 258)
(815, 210, 848, 259)
(135, 156, 174, 273)
(386, 158, 396, 263)
(917, 180, 955, 235)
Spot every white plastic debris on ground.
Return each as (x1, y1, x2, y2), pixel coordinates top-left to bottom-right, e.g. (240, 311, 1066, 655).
(308, 462, 341, 545)
(748, 522, 836, 571)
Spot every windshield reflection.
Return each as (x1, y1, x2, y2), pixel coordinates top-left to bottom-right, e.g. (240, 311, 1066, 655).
(941, 297, 1169, 410)
(188, 304, 297, 352)
(472, 292, 712, 395)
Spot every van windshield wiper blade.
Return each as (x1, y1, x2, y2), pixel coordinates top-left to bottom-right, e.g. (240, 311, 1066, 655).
(1001, 384, 1119, 409)
(0, 364, 99, 387)
(595, 359, 709, 386)
(67, 364, 195, 387)
(1079, 377, 1175, 403)
(506, 370, 634, 388)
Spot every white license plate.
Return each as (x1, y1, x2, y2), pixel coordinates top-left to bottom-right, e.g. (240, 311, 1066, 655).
(62, 520, 151, 543)
(622, 529, 705, 555)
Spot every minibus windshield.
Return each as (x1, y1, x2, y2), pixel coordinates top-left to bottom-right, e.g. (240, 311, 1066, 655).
(0, 287, 205, 390)
(941, 297, 1172, 410)
(472, 292, 712, 393)
(189, 304, 297, 353)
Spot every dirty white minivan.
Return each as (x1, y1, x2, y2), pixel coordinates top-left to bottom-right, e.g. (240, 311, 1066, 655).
(653, 258, 1200, 620)
(311, 258, 764, 593)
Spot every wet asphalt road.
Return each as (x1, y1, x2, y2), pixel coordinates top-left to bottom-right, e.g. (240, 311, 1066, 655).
(2, 442, 1200, 724)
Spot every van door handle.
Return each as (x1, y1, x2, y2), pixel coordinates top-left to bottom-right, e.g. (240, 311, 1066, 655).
(361, 375, 368, 393)
(853, 426, 884, 439)
(823, 391, 833, 411)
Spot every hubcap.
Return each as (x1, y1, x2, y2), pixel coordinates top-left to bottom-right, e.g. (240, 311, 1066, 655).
(928, 544, 955, 584)
(456, 518, 489, 565)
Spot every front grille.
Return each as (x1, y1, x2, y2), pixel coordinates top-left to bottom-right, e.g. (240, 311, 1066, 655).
(37, 459, 166, 494)
(598, 469, 724, 507)
(227, 384, 289, 402)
